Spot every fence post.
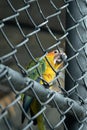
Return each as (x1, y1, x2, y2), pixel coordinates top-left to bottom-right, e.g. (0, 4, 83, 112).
(65, 1, 87, 130)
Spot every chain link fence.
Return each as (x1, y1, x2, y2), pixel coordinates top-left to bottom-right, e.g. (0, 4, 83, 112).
(0, 0, 87, 130)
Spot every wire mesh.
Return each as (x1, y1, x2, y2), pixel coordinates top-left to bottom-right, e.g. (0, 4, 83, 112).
(0, 0, 87, 130)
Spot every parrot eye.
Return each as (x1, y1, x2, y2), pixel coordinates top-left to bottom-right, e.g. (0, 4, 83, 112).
(54, 50, 58, 54)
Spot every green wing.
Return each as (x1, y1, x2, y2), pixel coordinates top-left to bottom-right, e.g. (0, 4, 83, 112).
(26, 58, 46, 80)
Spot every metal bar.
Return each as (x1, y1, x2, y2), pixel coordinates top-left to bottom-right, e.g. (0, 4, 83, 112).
(0, 64, 86, 122)
(65, 0, 87, 129)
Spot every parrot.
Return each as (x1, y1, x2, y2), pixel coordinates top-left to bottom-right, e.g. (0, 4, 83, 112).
(21, 49, 67, 130)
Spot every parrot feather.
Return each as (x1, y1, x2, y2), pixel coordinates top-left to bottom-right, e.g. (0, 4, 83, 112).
(21, 50, 67, 130)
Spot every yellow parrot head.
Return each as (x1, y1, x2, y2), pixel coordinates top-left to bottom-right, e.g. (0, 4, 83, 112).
(46, 50, 67, 70)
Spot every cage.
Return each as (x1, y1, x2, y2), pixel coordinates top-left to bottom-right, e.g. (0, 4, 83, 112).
(0, 0, 87, 130)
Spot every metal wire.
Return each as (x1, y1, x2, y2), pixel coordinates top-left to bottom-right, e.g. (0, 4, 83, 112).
(0, 0, 87, 130)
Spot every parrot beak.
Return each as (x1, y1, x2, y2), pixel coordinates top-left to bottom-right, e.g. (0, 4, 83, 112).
(54, 51, 67, 64)
(60, 52, 67, 62)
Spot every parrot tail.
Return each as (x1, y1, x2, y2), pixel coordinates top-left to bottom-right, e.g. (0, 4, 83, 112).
(22, 95, 33, 123)
(37, 114, 46, 130)
(30, 108, 46, 130)
(30, 99, 46, 130)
